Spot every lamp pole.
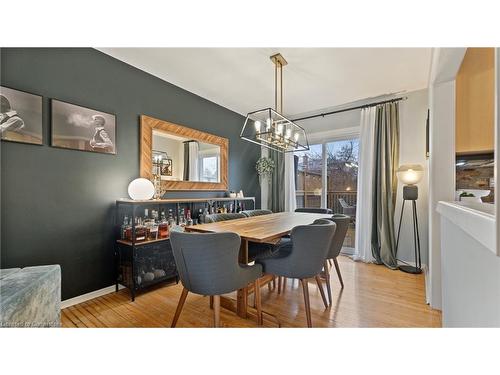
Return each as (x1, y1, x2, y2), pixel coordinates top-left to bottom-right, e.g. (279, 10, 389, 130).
(395, 184, 422, 274)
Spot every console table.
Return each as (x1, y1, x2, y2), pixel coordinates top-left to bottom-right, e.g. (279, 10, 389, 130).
(115, 196, 256, 301)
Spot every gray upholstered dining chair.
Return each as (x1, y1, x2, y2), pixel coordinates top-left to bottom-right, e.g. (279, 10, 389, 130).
(169, 231, 263, 327)
(241, 209, 273, 217)
(203, 212, 246, 223)
(256, 219, 336, 327)
(321, 214, 350, 305)
(295, 208, 333, 214)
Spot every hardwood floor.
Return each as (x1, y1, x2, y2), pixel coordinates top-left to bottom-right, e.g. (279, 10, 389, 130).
(62, 256, 441, 328)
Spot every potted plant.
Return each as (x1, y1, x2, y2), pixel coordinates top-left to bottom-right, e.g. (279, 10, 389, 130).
(255, 157, 275, 185)
(459, 191, 477, 203)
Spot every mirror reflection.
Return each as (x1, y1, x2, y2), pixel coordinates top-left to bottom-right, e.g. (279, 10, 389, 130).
(152, 130, 221, 183)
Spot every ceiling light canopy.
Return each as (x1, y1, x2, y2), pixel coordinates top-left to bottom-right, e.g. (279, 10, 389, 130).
(240, 53, 309, 153)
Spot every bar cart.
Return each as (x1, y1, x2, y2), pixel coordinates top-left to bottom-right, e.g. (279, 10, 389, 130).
(115, 196, 256, 301)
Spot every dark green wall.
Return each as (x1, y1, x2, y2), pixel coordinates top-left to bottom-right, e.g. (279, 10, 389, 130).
(0, 48, 260, 300)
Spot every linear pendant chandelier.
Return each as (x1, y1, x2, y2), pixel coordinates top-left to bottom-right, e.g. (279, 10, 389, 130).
(240, 53, 309, 153)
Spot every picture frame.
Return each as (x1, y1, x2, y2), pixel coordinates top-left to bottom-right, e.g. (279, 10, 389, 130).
(161, 158, 173, 176)
(51, 99, 116, 155)
(1, 86, 43, 145)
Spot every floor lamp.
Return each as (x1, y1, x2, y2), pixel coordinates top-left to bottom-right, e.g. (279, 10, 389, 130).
(395, 164, 424, 274)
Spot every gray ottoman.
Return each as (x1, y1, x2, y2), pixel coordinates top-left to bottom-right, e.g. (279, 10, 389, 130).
(0, 265, 61, 327)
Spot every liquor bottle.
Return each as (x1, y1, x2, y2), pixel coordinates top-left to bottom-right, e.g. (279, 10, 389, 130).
(186, 209, 193, 226)
(229, 203, 234, 213)
(152, 210, 158, 222)
(147, 211, 159, 240)
(121, 216, 129, 240)
(158, 211, 169, 239)
(197, 208, 204, 224)
(134, 217, 147, 242)
(166, 209, 174, 227)
(179, 208, 186, 227)
(124, 217, 132, 241)
(236, 202, 242, 213)
(222, 204, 227, 213)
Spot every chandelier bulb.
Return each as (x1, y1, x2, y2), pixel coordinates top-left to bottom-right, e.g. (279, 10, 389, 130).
(254, 120, 261, 132)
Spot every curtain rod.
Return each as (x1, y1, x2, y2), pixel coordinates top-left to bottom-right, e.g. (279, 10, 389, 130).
(291, 96, 407, 122)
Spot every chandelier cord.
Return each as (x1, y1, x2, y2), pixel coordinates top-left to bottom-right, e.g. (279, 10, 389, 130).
(280, 60, 283, 113)
(274, 61, 277, 111)
(274, 60, 284, 113)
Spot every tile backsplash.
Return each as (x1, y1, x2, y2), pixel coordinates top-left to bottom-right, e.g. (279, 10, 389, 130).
(456, 155, 494, 203)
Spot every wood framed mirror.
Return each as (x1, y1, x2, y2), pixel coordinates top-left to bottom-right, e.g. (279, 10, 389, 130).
(140, 115, 228, 191)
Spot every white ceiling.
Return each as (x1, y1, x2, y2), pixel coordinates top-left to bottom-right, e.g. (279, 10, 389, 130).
(99, 47, 431, 123)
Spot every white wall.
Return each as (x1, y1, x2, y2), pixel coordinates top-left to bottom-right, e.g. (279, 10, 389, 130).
(428, 80, 457, 309)
(300, 110, 361, 134)
(395, 89, 430, 266)
(427, 48, 466, 309)
(440, 215, 500, 327)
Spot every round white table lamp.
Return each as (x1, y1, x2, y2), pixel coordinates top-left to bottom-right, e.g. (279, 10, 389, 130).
(128, 178, 155, 200)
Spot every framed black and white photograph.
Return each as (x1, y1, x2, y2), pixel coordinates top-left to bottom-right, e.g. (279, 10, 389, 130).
(51, 99, 116, 155)
(161, 158, 173, 176)
(1, 86, 43, 145)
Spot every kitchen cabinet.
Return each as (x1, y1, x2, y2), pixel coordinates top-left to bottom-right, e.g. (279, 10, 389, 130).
(455, 48, 495, 154)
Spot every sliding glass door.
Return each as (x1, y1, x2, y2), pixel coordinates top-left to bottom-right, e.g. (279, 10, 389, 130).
(326, 138, 359, 249)
(295, 137, 359, 251)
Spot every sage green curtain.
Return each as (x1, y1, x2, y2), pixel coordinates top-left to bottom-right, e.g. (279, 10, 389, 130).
(268, 149, 285, 212)
(371, 102, 400, 268)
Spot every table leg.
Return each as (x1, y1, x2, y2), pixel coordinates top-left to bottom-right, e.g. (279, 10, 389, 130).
(236, 239, 249, 318)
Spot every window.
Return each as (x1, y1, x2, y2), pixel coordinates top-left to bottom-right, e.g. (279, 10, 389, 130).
(200, 155, 219, 182)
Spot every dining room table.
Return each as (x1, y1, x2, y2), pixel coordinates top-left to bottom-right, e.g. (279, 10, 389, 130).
(184, 211, 332, 324)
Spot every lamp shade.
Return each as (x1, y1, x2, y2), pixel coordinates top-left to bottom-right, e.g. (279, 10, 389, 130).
(128, 178, 155, 200)
(397, 164, 423, 185)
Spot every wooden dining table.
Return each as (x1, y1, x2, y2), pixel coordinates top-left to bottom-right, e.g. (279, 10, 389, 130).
(184, 212, 332, 323)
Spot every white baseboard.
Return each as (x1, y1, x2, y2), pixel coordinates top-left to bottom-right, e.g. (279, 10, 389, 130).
(61, 284, 125, 309)
(397, 260, 431, 304)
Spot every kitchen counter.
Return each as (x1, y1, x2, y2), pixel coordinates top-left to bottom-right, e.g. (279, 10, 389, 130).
(436, 201, 495, 254)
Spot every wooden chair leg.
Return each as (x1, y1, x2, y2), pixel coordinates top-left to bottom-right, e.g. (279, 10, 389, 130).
(267, 282, 272, 291)
(254, 279, 263, 325)
(282, 277, 287, 292)
(209, 295, 214, 309)
(300, 279, 312, 328)
(213, 295, 220, 327)
(333, 258, 344, 289)
(324, 261, 332, 306)
(171, 287, 189, 328)
(277, 276, 282, 294)
(314, 275, 328, 309)
(272, 276, 276, 290)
